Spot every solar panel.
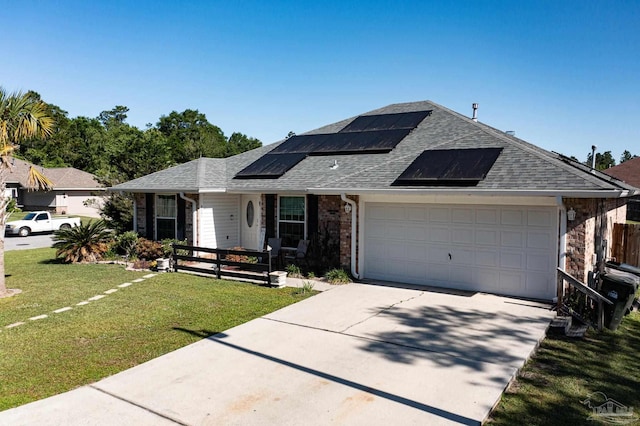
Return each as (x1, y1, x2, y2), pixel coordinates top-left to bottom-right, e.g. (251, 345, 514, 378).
(311, 129, 411, 155)
(268, 134, 329, 154)
(340, 110, 432, 133)
(234, 153, 307, 179)
(393, 148, 503, 185)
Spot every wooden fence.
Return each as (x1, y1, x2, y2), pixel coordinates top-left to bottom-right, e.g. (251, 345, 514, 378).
(557, 268, 612, 331)
(171, 244, 274, 286)
(611, 223, 640, 267)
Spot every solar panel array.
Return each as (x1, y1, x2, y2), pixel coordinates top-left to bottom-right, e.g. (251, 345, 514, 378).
(234, 110, 432, 179)
(393, 148, 503, 186)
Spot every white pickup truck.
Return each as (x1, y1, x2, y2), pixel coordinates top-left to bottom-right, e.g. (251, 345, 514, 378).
(5, 211, 81, 237)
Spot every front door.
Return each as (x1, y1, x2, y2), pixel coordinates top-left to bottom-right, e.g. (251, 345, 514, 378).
(241, 195, 261, 250)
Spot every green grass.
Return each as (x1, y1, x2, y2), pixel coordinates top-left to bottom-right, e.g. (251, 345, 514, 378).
(0, 248, 315, 411)
(489, 312, 640, 425)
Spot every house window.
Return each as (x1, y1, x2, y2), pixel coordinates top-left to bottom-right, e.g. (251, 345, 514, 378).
(278, 196, 305, 247)
(156, 194, 177, 240)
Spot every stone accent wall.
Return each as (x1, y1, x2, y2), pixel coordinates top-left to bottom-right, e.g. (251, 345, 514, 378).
(317, 195, 341, 268)
(564, 197, 627, 283)
(183, 193, 198, 245)
(339, 195, 359, 270)
(134, 193, 147, 236)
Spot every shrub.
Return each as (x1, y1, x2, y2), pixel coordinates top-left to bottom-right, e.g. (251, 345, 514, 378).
(6, 198, 21, 213)
(286, 263, 303, 278)
(161, 238, 188, 257)
(52, 220, 114, 263)
(114, 231, 139, 260)
(136, 238, 163, 260)
(325, 268, 350, 284)
(226, 247, 258, 264)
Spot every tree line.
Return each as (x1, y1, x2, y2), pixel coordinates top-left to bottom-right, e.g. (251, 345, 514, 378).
(15, 91, 262, 232)
(583, 150, 637, 171)
(18, 93, 262, 186)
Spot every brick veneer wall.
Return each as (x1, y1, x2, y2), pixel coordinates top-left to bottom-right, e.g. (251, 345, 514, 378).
(133, 193, 198, 245)
(339, 195, 359, 270)
(564, 197, 627, 283)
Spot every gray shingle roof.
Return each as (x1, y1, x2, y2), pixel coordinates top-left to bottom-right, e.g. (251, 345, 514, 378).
(5, 158, 103, 189)
(112, 101, 638, 197)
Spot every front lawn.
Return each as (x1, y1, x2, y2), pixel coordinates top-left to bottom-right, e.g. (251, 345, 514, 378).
(0, 248, 314, 411)
(489, 311, 640, 425)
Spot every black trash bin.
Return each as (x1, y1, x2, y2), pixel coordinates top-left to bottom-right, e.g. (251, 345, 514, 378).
(605, 261, 640, 278)
(600, 270, 639, 331)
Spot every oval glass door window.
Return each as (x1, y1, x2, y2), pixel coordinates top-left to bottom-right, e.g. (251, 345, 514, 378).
(246, 200, 254, 228)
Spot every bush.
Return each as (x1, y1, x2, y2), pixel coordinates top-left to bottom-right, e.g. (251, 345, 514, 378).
(136, 238, 163, 260)
(114, 231, 139, 259)
(161, 238, 188, 257)
(52, 220, 114, 263)
(6, 198, 21, 213)
(286, 263, 303, 278)
(325, 268, 350, 284)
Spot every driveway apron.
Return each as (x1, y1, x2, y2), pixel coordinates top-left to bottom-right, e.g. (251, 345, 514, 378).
(0, 283, 555, 425)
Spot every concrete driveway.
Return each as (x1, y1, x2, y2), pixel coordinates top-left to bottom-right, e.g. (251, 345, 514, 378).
(0, 283, 555, 425)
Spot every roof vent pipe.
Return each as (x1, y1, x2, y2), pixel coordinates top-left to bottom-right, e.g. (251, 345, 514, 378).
(472, 103, 479, 122)
(591, 145, 597, 171)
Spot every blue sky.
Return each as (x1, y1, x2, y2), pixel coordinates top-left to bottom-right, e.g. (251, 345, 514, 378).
(2, 1, 638, 162)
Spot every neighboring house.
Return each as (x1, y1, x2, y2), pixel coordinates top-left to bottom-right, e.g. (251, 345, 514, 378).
(602, 156, 640, 221)
(5, 158, 106, 217)
(112, 101, 638, 301)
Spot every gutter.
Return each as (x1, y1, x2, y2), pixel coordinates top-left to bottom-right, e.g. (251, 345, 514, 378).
(340, 193, 360, 279)
(310, 188, 635, 198)
(179, 193, 198, 246)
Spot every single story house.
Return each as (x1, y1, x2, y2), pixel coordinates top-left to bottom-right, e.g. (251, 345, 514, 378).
(112, 101, 638, 301)
(603, 156, 640, 221)
(5, 158, 106, 217)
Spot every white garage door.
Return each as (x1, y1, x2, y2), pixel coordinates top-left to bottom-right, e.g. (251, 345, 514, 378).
(364, 203, 558, 300)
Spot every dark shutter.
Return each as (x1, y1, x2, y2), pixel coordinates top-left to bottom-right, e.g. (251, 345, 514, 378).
(307, 194, 318, 240)
(265, 194, 276, 239)
(145, 193, 154, 239)
(177, 195, 186, 240)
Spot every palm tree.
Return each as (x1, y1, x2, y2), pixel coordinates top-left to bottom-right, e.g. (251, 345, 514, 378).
(0, 88, 55, 297)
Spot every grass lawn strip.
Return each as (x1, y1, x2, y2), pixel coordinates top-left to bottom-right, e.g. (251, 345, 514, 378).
(2, 272, 156, 330)
(0, 247, 315, 411)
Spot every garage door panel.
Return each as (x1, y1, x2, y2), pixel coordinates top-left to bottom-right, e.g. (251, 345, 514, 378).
(452, 208, 474, 223)
(527, 253, 551, 272)
(429, 208, 450, 222)
(501, 231, 524, 247)
(452, 228, 474, 244)
(429, 227, 450, 243)
(476, 209, 498, 225)
(528, 210, 554, 227)
(500, 252, 524, 269)
(364, 203, 556, 300)
(476, 250, 498, 267)
(476, 229, 498, 246)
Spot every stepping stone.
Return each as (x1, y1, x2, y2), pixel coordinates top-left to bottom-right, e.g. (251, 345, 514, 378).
(132, 278, 145, 283)
(143, 274, 156, 279)
(76, 301, 90, 306)
(118, 282, 132, 288)
(104, 289, 118, 294)
(29, 315, 48, 321)
(53, 307, 72, 313)
(88, 295, 106, 301)
(6, 322, 25, 328)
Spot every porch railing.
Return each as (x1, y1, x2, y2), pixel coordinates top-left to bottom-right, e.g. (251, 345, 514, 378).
(171, 244, 274, 286)
(557, 268, 613, 331)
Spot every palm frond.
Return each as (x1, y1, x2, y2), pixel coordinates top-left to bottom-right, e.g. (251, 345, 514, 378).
(27, 166, 54, 191)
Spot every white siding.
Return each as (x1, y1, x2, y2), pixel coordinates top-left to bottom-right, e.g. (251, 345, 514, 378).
(200, 194, 240, 249)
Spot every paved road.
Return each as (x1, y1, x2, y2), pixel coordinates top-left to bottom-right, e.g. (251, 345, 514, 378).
(4, 233, 55, 251)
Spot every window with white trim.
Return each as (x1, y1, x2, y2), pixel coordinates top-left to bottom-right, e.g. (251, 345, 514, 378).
(156, 194, 177, 240)
(278, 196, 305, 247)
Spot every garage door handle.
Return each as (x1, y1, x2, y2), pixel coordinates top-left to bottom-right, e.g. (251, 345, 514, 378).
(448, 253, 452, 260)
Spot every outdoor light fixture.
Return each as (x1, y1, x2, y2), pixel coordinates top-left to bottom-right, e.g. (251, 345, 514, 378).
(344, 203, 352, 213)
(567, 208, 576, 221)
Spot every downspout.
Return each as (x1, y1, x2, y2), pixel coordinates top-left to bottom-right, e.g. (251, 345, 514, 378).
(340, 193, 360, 279)
(179, 193, 198, 246)
(557, 196, 567, 304)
